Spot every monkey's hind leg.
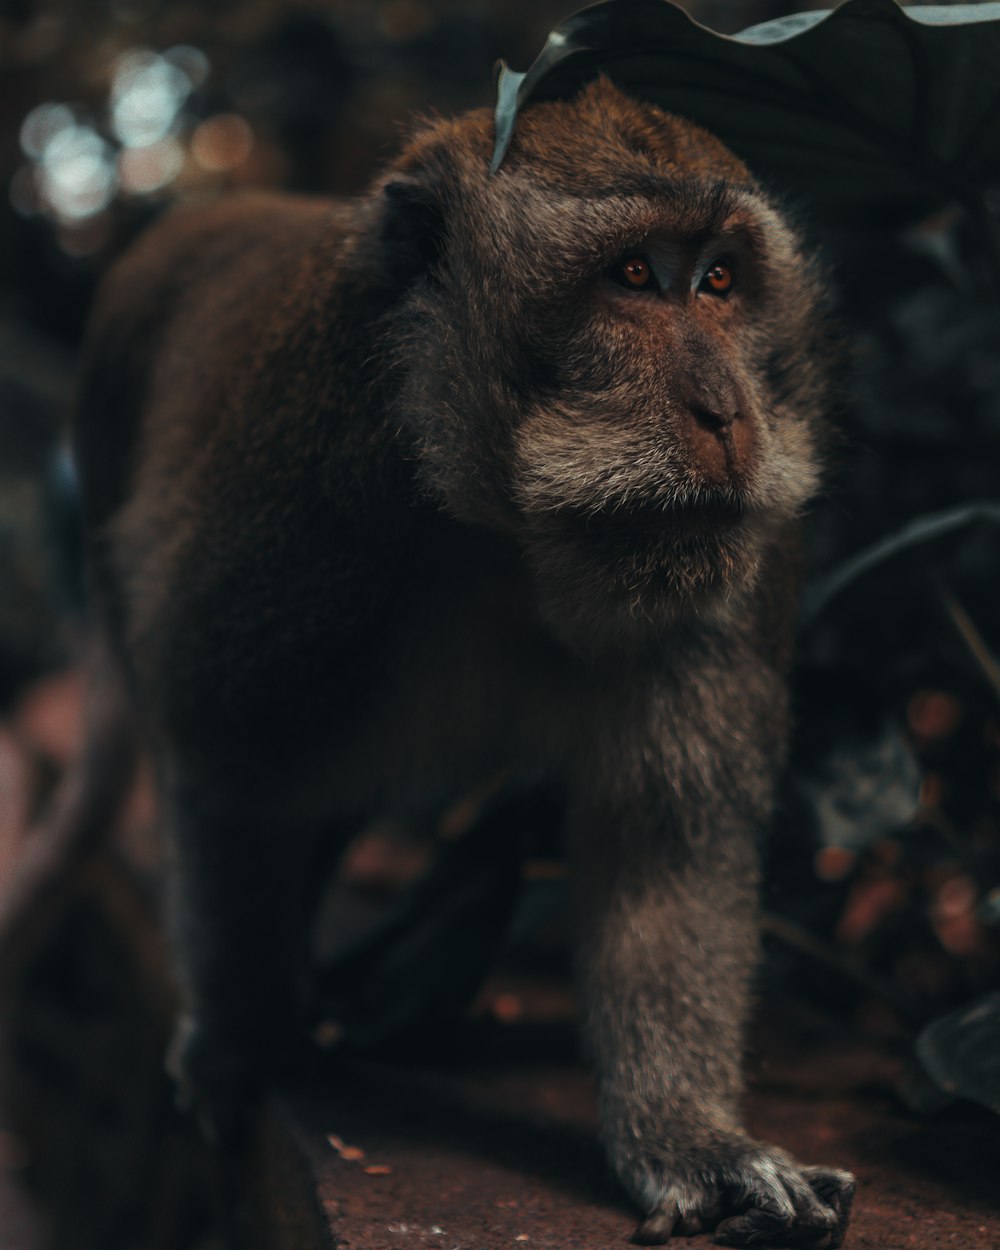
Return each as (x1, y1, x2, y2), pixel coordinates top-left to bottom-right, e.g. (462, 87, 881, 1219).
(161, 766, 329, 1140)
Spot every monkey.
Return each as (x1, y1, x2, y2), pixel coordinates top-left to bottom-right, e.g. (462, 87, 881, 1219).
(71, 77, 855, 1246)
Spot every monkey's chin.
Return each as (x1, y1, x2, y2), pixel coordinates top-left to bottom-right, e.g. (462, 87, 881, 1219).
(526, 510, 767, 657)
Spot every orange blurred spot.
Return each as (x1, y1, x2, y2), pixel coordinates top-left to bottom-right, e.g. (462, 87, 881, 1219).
(908, 690, 962, 745)
(492, 993, 524, 1023)
(934, 873, 977, 919)
(0, 730, 32, 882)
(191, 114, 253, 173)
(326, 1133, 365, 1161)
(313, 1020, 342, 1049)
(814, 845, 856, 882)
(118, 137, 183, 193)
(934, 912, 982, 957)
(14, 670, 83, 765)
(919, 772, 943, 809)
(931, 873, 981, 956)
(379, 0, 432, 40)
(836, 876, 906, 945)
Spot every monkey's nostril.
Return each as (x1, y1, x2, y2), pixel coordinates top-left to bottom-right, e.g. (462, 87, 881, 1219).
(691, 404, 736, 433)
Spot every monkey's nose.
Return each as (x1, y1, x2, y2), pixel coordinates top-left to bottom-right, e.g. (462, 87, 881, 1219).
(684, 404, 753, 482)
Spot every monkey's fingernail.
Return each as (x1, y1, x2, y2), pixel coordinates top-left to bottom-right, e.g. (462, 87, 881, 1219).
(631, 1206, 678, 1245)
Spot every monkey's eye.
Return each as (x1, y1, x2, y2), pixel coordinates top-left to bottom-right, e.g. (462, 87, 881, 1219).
(698, 260, 734, 297)
(610, 254, 658, 292)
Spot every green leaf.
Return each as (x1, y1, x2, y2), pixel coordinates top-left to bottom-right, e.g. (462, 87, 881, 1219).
(492, 0, 1000, 225)
(917, 990, 1000, 1114)
(801, 501, 1000, 623)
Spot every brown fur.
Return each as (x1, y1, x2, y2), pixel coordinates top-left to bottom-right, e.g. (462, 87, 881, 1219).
(73, 79, 853, 1245)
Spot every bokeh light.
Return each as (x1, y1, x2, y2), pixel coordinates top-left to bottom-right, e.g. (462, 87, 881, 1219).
(19, 102, 75, 161)
(163, 45, 210, 90)
(12, 43, 216, 241)
(36, 123, 117, 223)
(110, 48, 192, 148)
(190, 114, 253, 173)
(118, 136, 184, 194)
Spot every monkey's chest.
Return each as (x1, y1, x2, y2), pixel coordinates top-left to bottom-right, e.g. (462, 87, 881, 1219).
(323, 578, 574, 819)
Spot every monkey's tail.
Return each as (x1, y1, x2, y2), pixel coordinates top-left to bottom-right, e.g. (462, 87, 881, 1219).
(0, 631, 139, 994)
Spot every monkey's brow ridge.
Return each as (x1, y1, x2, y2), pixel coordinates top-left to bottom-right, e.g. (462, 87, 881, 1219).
(536, 171, 757, 218)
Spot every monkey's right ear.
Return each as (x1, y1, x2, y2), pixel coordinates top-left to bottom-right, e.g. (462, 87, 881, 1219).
(378, 178, 446, 288)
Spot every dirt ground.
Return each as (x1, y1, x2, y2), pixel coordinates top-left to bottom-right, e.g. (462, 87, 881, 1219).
(231, 1000, 1000, 1250)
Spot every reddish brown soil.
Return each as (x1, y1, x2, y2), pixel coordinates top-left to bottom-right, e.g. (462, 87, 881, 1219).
(248, 1018, 1000, 1250)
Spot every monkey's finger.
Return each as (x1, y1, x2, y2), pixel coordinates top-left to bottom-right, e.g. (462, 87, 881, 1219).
(631, 1200, 679, 1245)
(802, 1168, 856, 1248)
(714, 1202, 836, 1249)
(714, 1206, 794, 1247)
(781, 1170, 839, 1231)
(675, 1209, 711, 1236)
(671, 1194, 724, 1237)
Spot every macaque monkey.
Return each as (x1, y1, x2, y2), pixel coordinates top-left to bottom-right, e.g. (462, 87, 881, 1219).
(73, 78, 855, 1246)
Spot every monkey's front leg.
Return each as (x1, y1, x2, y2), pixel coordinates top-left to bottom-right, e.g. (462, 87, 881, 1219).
(571, 677, 854, 1247)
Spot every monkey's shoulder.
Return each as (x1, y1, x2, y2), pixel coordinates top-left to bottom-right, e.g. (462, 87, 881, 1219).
(74, 191, 395, 530)
(83, 192, 359, 385)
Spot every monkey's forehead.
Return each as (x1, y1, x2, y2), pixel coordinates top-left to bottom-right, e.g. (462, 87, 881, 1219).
(388, 82, 754, 219)
(498, 79, 752, 192)
(393, 80, 752, 196)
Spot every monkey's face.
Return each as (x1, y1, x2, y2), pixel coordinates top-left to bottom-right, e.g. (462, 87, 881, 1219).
(383, 80, 830, 651)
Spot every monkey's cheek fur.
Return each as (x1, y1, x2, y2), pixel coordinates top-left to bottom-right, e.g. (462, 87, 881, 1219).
(616, 1135, 856, 1248)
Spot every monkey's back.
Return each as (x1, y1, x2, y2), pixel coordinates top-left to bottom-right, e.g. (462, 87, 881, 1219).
(74, 193, 426, 765)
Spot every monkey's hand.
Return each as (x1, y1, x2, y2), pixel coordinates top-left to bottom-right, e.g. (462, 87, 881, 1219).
(622, 1128, 855, 1247)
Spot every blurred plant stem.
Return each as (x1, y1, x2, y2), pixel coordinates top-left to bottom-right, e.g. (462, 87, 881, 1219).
(937, 581, 1000, 707)
(971, 192, 1000, 294)
(762, 912, 924, 1025)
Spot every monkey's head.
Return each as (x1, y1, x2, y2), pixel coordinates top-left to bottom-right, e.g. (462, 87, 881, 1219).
(370, 78, 830, 652)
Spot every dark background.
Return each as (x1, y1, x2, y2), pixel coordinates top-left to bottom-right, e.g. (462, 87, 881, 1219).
(0, 2, 998, 1248)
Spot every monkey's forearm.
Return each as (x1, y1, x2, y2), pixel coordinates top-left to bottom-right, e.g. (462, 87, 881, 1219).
(569, 655, 852, 1243)
(575, 808, 761, 1211)
(579, 826, 758, 1121)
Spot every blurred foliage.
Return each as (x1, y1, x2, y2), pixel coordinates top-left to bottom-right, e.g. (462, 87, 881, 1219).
(0, 0, 998, 1180)
(917, 989, 1000, 1111)
(772, 202, 1000, 1110)
(494, 0, 1000, 227)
